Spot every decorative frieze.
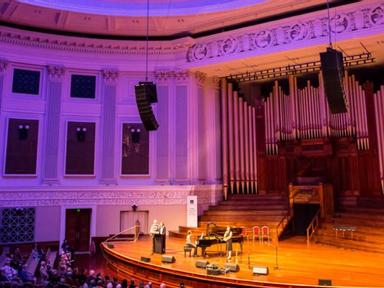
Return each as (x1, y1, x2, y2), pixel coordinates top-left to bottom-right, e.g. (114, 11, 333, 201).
(0, 188, 195, 207)
(155, 69, 191, 81)
(186, 2, 384, 63)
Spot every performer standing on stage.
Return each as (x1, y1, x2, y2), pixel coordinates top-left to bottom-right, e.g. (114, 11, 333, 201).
(150, 219, 159, 253)
(223, 226, 233, 261)
(159, 221, 166, 254)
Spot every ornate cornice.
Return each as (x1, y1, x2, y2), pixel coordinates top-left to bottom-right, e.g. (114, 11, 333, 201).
(186, 2, 384, 63)
(0, 27, 189, 56)
(47, 65, 65, 82)
(102, 69, 119, 85)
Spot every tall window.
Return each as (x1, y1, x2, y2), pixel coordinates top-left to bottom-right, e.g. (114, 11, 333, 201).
(5, 119, 39, 174)
(121, 123, 149, 175)
(70, 75, 96, 99)
(12, 68, 40, 95)
(65, 121, 96, 175)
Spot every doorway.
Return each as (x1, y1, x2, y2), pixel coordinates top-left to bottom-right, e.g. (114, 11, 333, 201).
(293, 204, 320, 235)
(65, 208, 91, 252)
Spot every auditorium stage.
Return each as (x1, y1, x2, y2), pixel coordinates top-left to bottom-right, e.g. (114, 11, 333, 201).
(101, 236, 384, 288)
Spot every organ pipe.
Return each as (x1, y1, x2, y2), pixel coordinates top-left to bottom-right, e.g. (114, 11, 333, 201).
(233, 90, 240, 194)
(221, 79, 228, 200)
(228, 83, 235, 194)
(373, 85, 384, 194)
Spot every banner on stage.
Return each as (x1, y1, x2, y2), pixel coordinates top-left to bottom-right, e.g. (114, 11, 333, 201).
(187, 195, 198, 227)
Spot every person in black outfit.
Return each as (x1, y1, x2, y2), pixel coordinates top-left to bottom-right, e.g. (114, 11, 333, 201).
(159, 221, 166, 254)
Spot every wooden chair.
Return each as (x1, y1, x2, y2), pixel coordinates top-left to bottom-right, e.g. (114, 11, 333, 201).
(261, 225, 270, 244)
(252, 225, 261, 243)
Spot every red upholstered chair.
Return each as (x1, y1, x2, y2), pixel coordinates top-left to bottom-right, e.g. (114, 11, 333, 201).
(240, 226, 248, 241)
(261, 225, 270, 244)
(252, 225, 261, 243)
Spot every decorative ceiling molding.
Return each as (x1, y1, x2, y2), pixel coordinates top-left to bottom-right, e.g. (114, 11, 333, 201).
(0, 26, 191, 55)
(186, 2, 384, 63)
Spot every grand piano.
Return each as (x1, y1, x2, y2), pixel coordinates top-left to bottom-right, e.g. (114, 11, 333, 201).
(196, 223, 244, 257)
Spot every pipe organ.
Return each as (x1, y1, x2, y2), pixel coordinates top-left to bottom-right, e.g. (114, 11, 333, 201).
(221, 80, 258, 198)
(263, 73, 370, 154)
(373, 84, 384, 195)
(222, 70, 383, 198)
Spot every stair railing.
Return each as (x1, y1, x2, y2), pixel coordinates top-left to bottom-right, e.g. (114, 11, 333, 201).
(306, 209, 321, 246)
(105, 225, 140, 243)
(275, 214, 291, 246)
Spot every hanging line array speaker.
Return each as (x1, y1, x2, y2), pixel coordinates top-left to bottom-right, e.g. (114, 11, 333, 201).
(320, 47, 348, 114)
(135, 82, 159, 131)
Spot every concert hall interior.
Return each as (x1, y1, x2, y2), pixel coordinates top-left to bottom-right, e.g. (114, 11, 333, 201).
(1, 0, 384, 287)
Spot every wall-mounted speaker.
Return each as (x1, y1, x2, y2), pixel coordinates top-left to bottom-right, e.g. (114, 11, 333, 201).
(135, 82, 159, 131)
(195, 260, 209, 269)
(252, 266, 269, 275)
(320, 47, 348, 114)
(318, 279, 332, 286)
(140, 256, 151, 263)
(161, 255, 176, 263)
(224, 263, 239, 272)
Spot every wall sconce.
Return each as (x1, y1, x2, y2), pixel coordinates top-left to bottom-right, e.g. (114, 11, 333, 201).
(132, 204, 138, 212)
(76, 127, 87, 142)
(18, 124, 30, 140)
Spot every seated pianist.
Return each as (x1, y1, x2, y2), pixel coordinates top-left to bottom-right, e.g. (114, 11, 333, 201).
(196, 224, 244, 257)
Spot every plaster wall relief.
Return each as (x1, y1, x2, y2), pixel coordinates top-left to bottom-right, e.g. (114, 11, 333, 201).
(186, 2, 384, 63)
(0, 187, 194, 207)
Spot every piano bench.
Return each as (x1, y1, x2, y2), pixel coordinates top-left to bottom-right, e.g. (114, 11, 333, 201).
(184, 245, 193, 257)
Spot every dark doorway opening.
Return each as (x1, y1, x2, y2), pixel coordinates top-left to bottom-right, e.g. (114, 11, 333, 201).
(293, 204, 320, 235)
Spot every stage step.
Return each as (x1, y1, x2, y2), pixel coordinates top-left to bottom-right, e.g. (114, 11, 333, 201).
(314, 206, 384, 253)
(169, 194, 289, 241)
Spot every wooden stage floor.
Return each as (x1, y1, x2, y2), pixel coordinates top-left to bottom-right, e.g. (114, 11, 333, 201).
(102, 235, 384, 287)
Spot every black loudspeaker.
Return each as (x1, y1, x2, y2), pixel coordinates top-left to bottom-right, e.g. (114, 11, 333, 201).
(252, 266, 269, 275)
(207, 267, 221, 275)
(320, 47, 347, 114)
(106, 243, 114, 249)
(140, 256, 151, 263)
(135, 82, 159, 131)
(195, 260, 209, 269)
(224, 263, 239, 272)
(318, 279, 332, 286)
(161, 255, 176, 263)
(138, 81, 157, 103)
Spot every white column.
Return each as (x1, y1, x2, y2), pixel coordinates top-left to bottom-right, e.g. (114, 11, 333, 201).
(100, 69, 119, 184)
(0, 61, 7, 113)
(42, 65, 65, 184)
(154, 71, 171, 183)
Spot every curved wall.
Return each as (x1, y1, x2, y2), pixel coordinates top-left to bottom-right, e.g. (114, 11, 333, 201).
(0, 26, 222, 245)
